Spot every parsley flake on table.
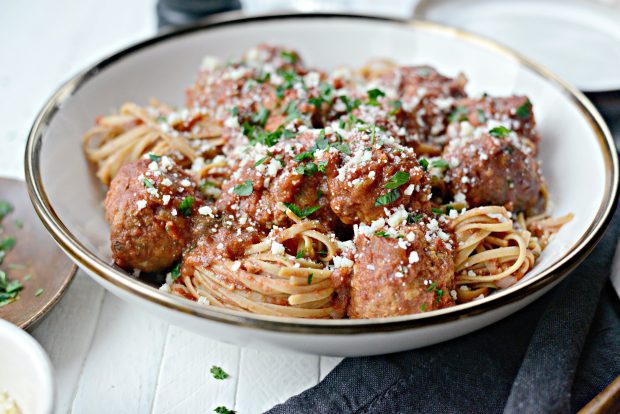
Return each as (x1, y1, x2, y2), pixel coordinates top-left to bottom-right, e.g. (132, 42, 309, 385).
(214, 406, 236, 414)
(233, 180, 254, 196)
(210, 365, 230, 380)
(384, 171, 410, 190)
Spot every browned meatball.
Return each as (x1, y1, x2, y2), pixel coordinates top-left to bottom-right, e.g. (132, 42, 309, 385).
(318, 129, 432, 225)
(215, 131, 341, 230)
(181, 224, 263, 279)
(443, 131, 545, 215)
(105, 157, 205, 272)
(348, 218, 456, 318)
(372, 65, 467, 151)
(186, 45, 331, 153)
(449, 95, 540, 147)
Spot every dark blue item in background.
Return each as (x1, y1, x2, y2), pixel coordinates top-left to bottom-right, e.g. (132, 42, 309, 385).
(157, 0, 241, 28)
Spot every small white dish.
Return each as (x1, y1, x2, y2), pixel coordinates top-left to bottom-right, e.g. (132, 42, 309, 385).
(24, 13, 618, 356)
(0, 319, 54, 414)
(415, 0, 620, 92)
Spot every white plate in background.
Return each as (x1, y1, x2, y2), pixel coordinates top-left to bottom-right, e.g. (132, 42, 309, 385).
(415, 0, 620, 92)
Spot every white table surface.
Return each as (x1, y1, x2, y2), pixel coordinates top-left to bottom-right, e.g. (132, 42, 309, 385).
(2, 0, 619, 413)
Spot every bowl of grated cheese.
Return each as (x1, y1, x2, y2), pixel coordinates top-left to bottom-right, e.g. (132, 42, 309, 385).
(0, 319, 53, 414)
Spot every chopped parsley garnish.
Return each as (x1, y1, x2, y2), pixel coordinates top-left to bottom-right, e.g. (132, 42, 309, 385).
(426, 282, 437, 292)
(148, 153, 162, 163)
(283, 202, 321, 219)
(35, 288, 43, 297)
(143, 178, 154, 188)
(430, 159, 449, 169)
(316, 189, 323, 200)
(294, 151, 314, 162)
(233, 180, 254, 196)
(317, 161, 328, 173)
(178, 196, 195, 217)
(256, 71, 271, 83)
(384, 171, 410, 190)
(435, 288, 444, 304)
(340, 96, 361, 112)
(420, 303, 426, 312)
(332, 142, 351, 156)
(366, 88, 385, 106)
(0, 201, 13, 221)
(251, 104, 270, 127)
(295, 162, 319, 176)
(477, 108, 487, 123)
(408, 213, 423, 224)
(489, 126, 511, 138)
(170, 263, 181, 280)
(0, 236, 17, 252)
(254, 156, 269, 167)
(375, 231, 391, 238)
(296, 247, 305, 259)
(388, 100, 402, 115)
(314, 130, 329, 150)
(214, 406, 236, 414)
(431, 208, 444, 215)
(307, 273, 313, 285)
(0, 270, 23, 308)
(419, 158, 429, 171)
(280, 50, 298, 63)
(448, 106, 468, 122)
(515, 100, 531, 118)
(375, 189, 400, 206)
(210, 365, 229, 380)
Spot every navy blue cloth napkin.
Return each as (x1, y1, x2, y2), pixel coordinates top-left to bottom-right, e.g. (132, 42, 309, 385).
(268, 196, 620, 414)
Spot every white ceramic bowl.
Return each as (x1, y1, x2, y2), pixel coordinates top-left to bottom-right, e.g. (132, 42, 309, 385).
(25, 14, 618, 356)
(0, 319, 54, 414)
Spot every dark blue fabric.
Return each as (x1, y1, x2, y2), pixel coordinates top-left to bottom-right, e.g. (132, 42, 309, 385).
(268, 197, 620, 414)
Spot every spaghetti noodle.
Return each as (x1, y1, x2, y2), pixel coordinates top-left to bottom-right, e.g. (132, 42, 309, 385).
(83, 100, 223, 185)
(170, 205, 344, 318)
(453, 206, 573, 302)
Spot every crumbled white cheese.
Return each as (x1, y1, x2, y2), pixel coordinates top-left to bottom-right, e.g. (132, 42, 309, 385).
(409, 251, 420, 264)
(136, 200, 147, 210)
(333, 256, 354, 268)
(271, 241, 285, 255)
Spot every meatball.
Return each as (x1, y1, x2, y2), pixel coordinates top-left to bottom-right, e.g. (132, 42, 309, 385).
(186, 45, 331, 151)
(443, 131, 545, 215)
(449, 95, 540, 148)
(372, 65, 467, 150)
(215, 131, 342, 230)
(104, 157, 205, 272)
(348, 216, 456, 318)
(181, 223, 263, 279)
(318, 129, 432, 225)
